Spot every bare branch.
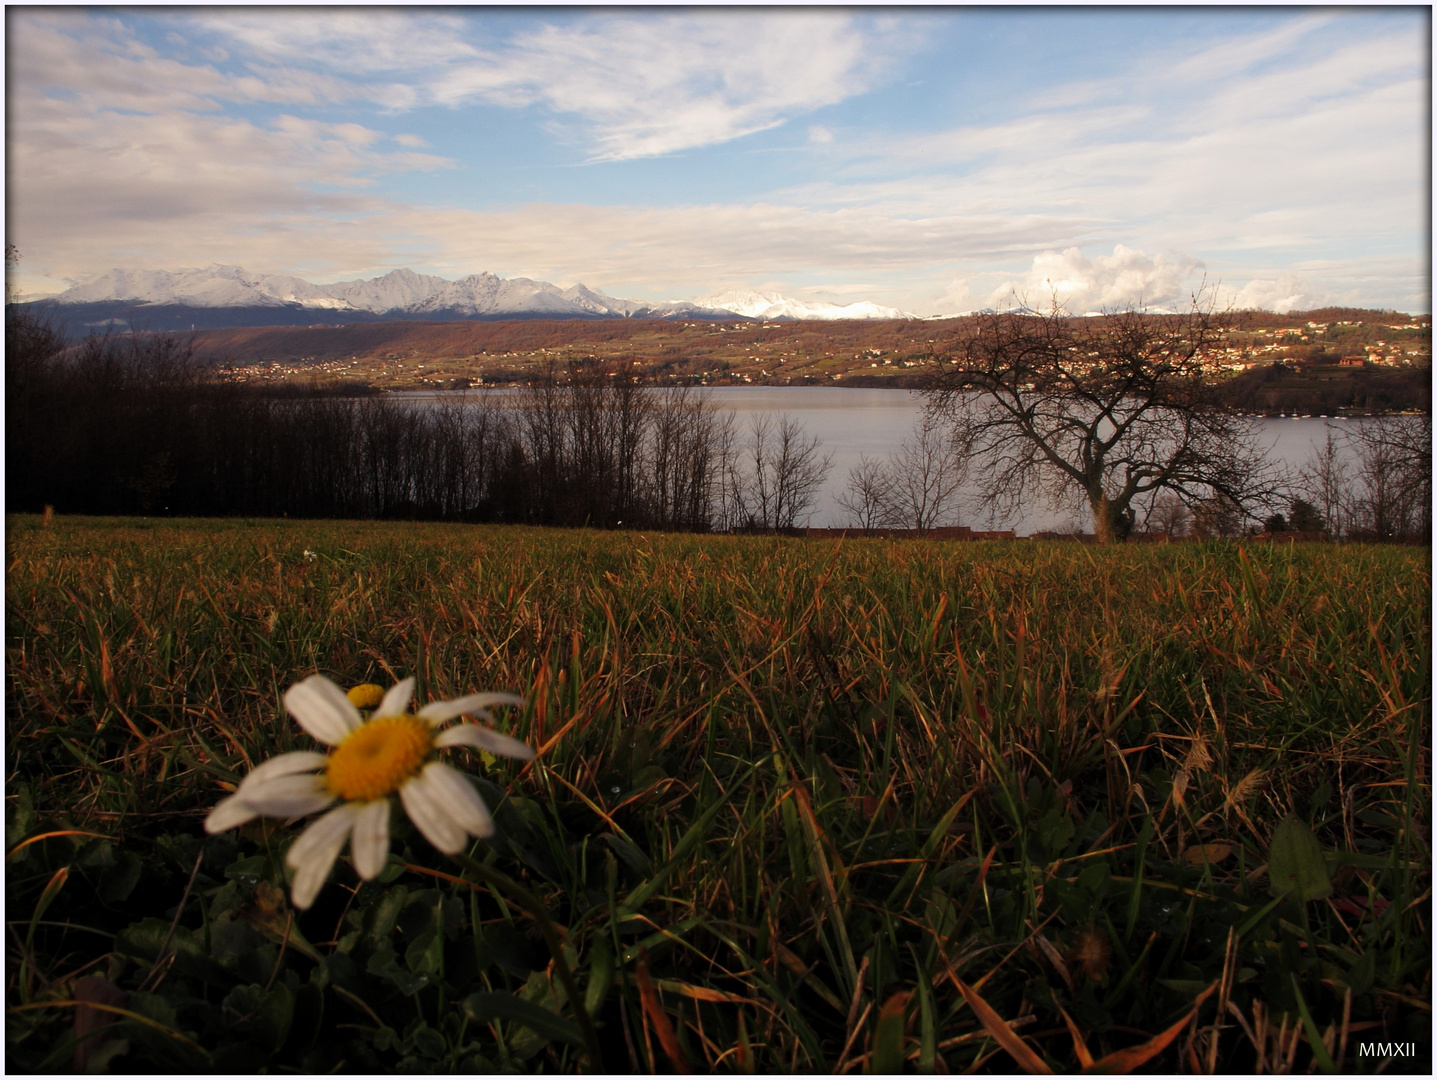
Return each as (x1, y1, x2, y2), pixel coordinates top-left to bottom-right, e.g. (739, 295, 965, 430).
(924, 294, 1281, 541)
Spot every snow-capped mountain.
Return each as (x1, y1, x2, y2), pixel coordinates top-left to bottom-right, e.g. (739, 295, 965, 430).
(693, 289, 918, 321)
(39, 265, 920, 329)
(51, 265, 672, 317)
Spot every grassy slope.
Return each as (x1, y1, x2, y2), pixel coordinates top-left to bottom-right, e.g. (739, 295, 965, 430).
(6, 516, 1430, 1073)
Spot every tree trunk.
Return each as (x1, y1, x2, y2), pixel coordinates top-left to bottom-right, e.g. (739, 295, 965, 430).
(1090, 491, 1133, 543)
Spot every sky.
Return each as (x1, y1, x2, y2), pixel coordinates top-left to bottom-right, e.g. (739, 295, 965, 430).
(5, 6, 1431, 315)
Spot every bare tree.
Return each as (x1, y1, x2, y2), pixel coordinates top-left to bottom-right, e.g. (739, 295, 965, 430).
(1146, 491, 1192, 537)
(886, 411, 966, 533)
(1299, 429, 1351, 538)
(1190, 492, 1243, 538)
(724, 413, 832, 531)
(835, 455, 900, 533)
(1346, 413, 1431, 542)
(645, 385, 730, 530)
(1297, 415, 1430, 542)
(923, 293, 1279, 542)
(6, 244, 21, 304)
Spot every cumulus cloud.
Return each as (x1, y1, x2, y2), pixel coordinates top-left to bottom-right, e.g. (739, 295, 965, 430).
(935, 278, 976, 315)
(985, 246, 1205, 313)
(1225, 275, 1312, 314)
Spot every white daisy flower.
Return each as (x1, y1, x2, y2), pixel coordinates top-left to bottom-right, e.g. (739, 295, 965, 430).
(205, 675, 532, 909)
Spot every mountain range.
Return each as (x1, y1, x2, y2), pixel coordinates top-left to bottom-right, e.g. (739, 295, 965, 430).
(33, 265, 923, 332)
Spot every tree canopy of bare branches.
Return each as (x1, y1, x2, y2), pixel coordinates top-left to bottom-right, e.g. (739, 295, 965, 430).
(835, 455, 900, 533)
(721, 413, 832, 531)
(835, 412, 965, 534)
(923, 297, 1280, 542)
(1299, 414, 1431, 542)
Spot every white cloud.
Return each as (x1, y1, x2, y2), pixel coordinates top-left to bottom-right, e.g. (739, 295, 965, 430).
(6, 10, 1426, 316)
(1225, 274, 1312, 314)
(985, 246, 1205, 313)
(936, 278, 976, 315)
(430, 13, 898, 160)
(7, 97, 451, 294)
(184, 9, 900, 160)
(9, 10, 369, 111)
(6, 10, 455, 293)
(192, 10, 478, 76)
(822, 23, 1424, 249)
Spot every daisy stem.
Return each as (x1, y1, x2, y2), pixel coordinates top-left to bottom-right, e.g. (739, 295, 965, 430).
(448, 849, 603, 1072)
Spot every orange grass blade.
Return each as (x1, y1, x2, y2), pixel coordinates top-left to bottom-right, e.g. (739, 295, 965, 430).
(870, 991, 911, 1075)
(653, 979, 756, 1006)
(636, 947, 689, 1073)
(1057, 1005, 1096, 1069)
(1083, 979, 1219, 1074)
(7, 830, 110, 859)
(954, 977, 1053, 1074)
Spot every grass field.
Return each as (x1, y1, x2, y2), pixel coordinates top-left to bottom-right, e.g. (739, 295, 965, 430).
(5, 516, 1430, 1073)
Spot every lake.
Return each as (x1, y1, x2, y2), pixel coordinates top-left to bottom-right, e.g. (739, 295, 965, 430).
(697, 387, 1361, 531)
(401, 386, 1363, 533)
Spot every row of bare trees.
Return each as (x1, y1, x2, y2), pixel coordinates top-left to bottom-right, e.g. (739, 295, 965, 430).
(837, 292, 1427, 543)
(506, 363, 833, 531)
(5, 308, 833, 531)
(1137, 416, 1431, 543)
(1297, 415, 1431, 542)
(834, 412, 966, 533)
(9, 300, 1425, 542)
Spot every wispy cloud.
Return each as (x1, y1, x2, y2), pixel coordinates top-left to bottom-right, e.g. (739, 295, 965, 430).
(767, 17, 1427, 309)
(433, 13, 898, 160)
(6, 9, 1427, 314)
(183, 9, 903, 160)
(10, 10, 368, 110)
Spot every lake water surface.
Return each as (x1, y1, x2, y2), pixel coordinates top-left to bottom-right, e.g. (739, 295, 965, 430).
(692, 388, 1360, 531)
(407, 386, 1362, 533)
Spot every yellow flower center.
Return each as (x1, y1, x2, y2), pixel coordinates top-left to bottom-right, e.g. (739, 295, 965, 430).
(325, 715, 433, 802)
(347, 683, 387, 710)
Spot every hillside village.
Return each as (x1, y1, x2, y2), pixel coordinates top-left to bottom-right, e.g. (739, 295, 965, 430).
(193, 309, 1430, 413)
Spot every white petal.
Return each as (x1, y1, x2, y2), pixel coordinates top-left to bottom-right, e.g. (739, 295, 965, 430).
(418, 762, 494, 839)
(374, 677, 416, 719)
(286, 803, 362, 910)
(350, 800, 391, 881)
(435, 723, 535, 760)
(419, 692, 525, 725)
(240, 773, 336, 818)
(284, 676, 362, 745)
(236, 751, 328, 791)
(398, 772, 466, 854)
(204, 792, 257, 833)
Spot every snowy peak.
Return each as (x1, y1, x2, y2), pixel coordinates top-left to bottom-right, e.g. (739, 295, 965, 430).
(46, 266, 919, 323)
(693, 289, 917, 321)
(49, 265, 632, 318)
(60, 265, 294, 308)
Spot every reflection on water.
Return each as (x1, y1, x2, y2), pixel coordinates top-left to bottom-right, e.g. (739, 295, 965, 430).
(401, 386, 1364, 533)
